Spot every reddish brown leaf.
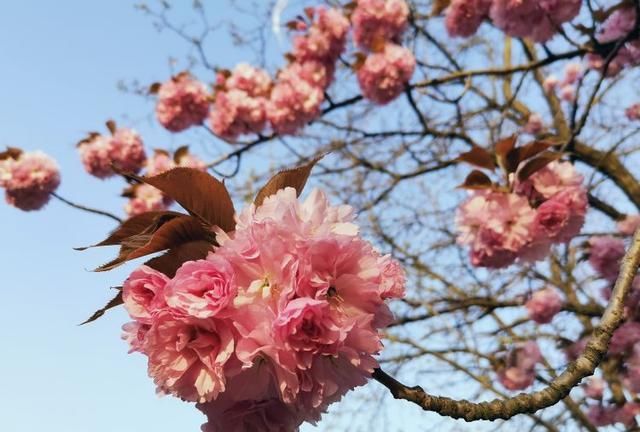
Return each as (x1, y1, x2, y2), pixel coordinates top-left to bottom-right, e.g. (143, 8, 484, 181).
(106, 120, 117, 135)
(80, 290, 123, 325)
(0, 147, 22, 161)
(303, 6, 315, 19)
(95, 215, 211, 272)
(517, 153, 563, 182)
(148, 82, 161, 94)
(456, 146, 496, 170)
(458, 170, 493, 189)
(75, 211, 181, 250)
(495, 135, 517, 158)
(431, 0, 451, 16)
(254, 156, 322, 207)
(145, 240, 213, 277)
(173, 145, 190, 163)
(123, 167, 236, 233)
(352, 52, 367, 70)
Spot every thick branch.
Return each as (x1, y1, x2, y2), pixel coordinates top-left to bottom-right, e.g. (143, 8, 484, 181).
(374, 229, 640, 421)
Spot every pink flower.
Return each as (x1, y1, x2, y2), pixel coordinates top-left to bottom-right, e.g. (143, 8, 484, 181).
(124, 183, 172, 217)
(378, 254, 406, 299)
(523, 113, 544, 134)
(78, 128, 146, 178)
(155, 73, 210, 132)
(456, 190, 536, 268)
(588, 236, 626, 281)
(626, 104, 640, 121)
(351, 0, 409, 49)
(587, 405, 616, 427)
(145, 151, 175, 176)
(543, 75, 559, 92)
(2, 150, 60, 211)
(624, 343, 640, 393)
(445, 0, 491, 38)
(609, 321, 640, 355)
(618, 214, 640, 236)
(517, 161, 584, 201)
(175, 151, 207, 171)
(559, 84, 576, 102)
(533, 187, 586, 242)
(165, 255, 237, 319)
(590, 8, 640, 76)
(142, 312, 234, 402)
(497, 341, 542, 390)
(357, 43, 415, 105)
(210, 89, 267, 140)
(561, 62, 583, 85)
(583, 377, 605, 399)
(293, 7, 349, 64)
(225, 63, 272, 97)
(267, 69, 324, 134)
(123, 265, 170, 323)
(525, 287, 563, 324)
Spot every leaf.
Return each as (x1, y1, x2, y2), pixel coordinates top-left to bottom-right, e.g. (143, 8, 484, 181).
(80, 290, 123, 325)
(352, 52, 367, 70)
(148, 82, 161, 94)
(75, 211, 182, 250)
(0, 147, 22, 161)
(95, 215, 211, 272)
(173, 145, 190, 164)
(122, 167, 236, 233)
(254, 156, 323, 207)
(145, 240, 212, 277)
(517, 153, 563, 182)
(506, 139, 556, 173)
(458, 170, 493, 189)
(495, 135, 517, 158)
(456, 146, 496, 170)
(106, 120, 117, 135)
(431, 0, 451, 16)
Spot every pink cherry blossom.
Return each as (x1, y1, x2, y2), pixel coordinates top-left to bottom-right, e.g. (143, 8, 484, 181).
(165, 255, 237, 319)
(561, 62, 583, 86)
(626, 104, 640, 121)
(543, 75, 559, 92)
(78, 128, 146, 178)
(143, 312, 234, 402)
(517, 161, 584, 201)
(267, 69, 324, 134)
(590, 8, 640, 76)
(532, 187, 587, 242)
(121, 321, 150, 354)
(525, 287, 563, 324)
(1, 150, 60, 211)
(357, 43, 415, 105)
(225, 63, 272, 97)
(456, 190, 536, 268)
(210, 89, 267, 140)
(175, 151, 207, 171)
(588, 236, 626, 282)
(155, 72, 210, 132)
(618, 214, 640, 235)
(145, 151, 175, 176)
(523, 113, 544, 134)
(609, 321, 640, 355)
(445, 0, 491, 38)
(293, 7, 349, 64)
(78, 135, 114, 178)
(123, 265, 170, 323)
(584, 377, 605, 399)
(351, 0, 409, 49)
(559, 84, 576, 102)
(497, 341, 542, 390)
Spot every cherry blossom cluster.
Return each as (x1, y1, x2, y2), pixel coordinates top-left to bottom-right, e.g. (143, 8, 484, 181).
(456, 160, 587, 268)
(124, 149, 206, 216)
(495, 341, 542, 390)
(581, 219, 640, 427)
(525, 287, 563, 324)
(626, 103, 640, 121)
(121, 187, 405, 430)
(542, 62, 583, 103)
(445, 0, 581, 42)
(78, 126, 146, 179)
(0, 149, 61, 211)
(155, 72, 211, 132)
(587, 7, 640, 77)
(352, 0, 415, 104)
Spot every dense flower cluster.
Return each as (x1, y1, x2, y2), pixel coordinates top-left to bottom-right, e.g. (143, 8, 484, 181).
(121, 187, 405, 430)
(155, 72, 211, 132)
(0, 150, 61, 211)
(78, 128, 146, 179)
(351, 0, 409, 49)
(456, 161, 587, 268)
(352, 0, 414, 104)
(525, 287, 563, 324)
(124, 184, 173, 217)
(210, 64, 272, 139)
(588, 7, 640, 76)
(445, 0, 581, 41)
(496, 341, 542, 390)
(268, 7, 349, 134)
(357, 43, 416, 104)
